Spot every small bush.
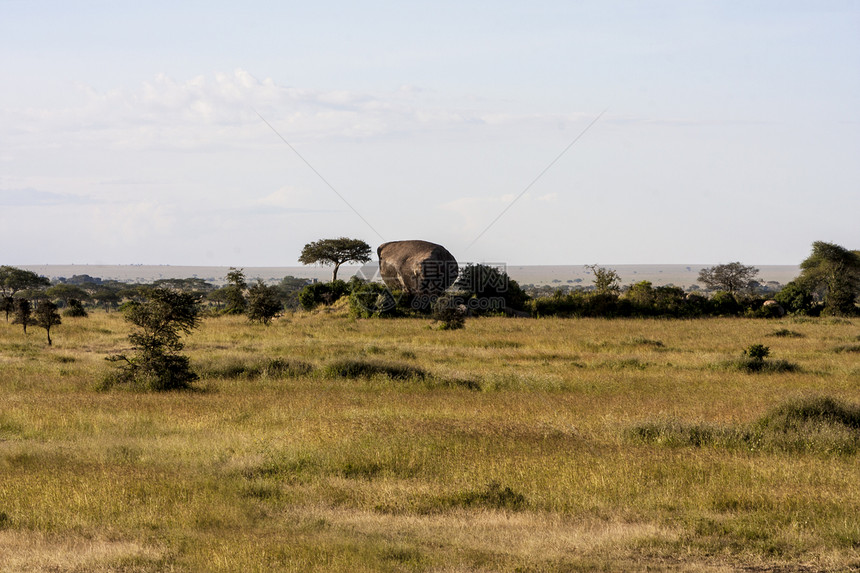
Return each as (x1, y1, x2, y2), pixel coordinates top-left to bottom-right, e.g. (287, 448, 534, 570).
(299, 280, 350, 311)
(730, 358, 799, 374)
(348, 282, 400, 318)
(723, 344, 799, 373)
(431, 296, 465, 330)
(744, 343, 770, 362)
(63, 299, 88, 317)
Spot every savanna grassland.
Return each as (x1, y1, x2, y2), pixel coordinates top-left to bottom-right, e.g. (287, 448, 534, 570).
(1, 306, 859, 571)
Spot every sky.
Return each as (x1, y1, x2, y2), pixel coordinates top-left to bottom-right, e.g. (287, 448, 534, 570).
(1, 1, 858, 267)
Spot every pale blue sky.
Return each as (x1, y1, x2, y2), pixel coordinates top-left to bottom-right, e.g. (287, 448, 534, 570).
(1, 1, 858, 266)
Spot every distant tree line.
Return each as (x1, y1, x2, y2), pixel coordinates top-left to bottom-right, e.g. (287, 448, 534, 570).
(295, 241, 860, 320)
(3, 240, 857, 350)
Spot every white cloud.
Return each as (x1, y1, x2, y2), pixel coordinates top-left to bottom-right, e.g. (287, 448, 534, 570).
(2, 69, 604, 155)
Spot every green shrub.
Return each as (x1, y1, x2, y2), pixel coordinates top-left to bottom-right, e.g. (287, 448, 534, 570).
(744, 344, 770, 362)
(62, 299, 88, 317)
(431, 296, 465, 330)
(709, 291, 742, 316)
(348, 282, 400, 318)
(299, 280, 350, 311)
(452, 264, 529, 314)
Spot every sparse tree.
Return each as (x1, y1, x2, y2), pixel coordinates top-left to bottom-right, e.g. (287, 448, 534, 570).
(247, 280, 283, 325)
(34, 300, 62, 345)
(585, 264, 621, 295)
(106, 288, 202, 391)
(92, 287, 122, 312)
(12, 298, 33, 334)
(1, 296, 14, 322)
(697, 262, 759, 294)
(46, 284, 90, 307)
(222, 267, 248, 315)
(797, 241, 860, 316)
(299, 237, 372, 282)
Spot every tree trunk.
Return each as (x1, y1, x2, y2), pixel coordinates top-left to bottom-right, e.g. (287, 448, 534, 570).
(332, 262, 341, 282)
(46, 328, 52, 346)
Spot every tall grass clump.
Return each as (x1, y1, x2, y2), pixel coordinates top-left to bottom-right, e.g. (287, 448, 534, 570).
(323, 358, 426, 380)
(748, 396, 860, 455)
(437, 481, 527, 512)
(768, 328, 804, 338)
(630, 396, 860, 455)
(199, 356, 313, 380)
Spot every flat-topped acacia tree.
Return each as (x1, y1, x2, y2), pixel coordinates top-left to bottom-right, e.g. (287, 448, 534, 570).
(299, 237, 372, 282)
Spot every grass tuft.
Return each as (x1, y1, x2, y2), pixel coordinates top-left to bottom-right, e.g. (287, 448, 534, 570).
(725, 357, 799, 373)
(629, 396, 860, 455)
(629, 337, 665, 348)
(200, 357, 313, 379)
(768, 329, 804, 338)
(754, 396, 860, 432)
(443, 481, 527, 511)
(833, 344, 860, 354)
(323, 358, 426, 380)
(626, 420, 723, 447)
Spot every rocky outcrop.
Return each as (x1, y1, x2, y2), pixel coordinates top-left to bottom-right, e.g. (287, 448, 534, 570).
(377, 240, 458, 296)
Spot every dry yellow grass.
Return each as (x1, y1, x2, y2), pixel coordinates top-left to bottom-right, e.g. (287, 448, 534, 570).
(1, 310, 859, 571)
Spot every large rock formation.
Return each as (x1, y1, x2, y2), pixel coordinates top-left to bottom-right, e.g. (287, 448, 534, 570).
(377, 240, 458, 296)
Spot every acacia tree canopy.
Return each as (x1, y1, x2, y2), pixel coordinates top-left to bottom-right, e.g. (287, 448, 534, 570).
(798, 241, 860, 315)
(247, 280, 283, 325)
(585, 264, 621, 296)
(299, 238, 372, 282)
(697, 262, 759, 294)
(0, 266, 50, 297)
